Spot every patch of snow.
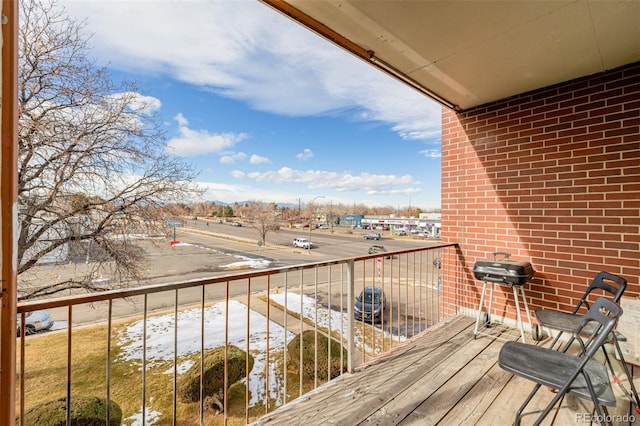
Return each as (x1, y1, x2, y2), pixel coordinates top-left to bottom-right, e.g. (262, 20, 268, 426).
(125, 408, 162, 426)
(117, 300, 294, 407)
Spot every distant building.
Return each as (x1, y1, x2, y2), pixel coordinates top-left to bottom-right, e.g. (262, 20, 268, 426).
(360, 214, 441, 238)
(342, 214, 364, 228)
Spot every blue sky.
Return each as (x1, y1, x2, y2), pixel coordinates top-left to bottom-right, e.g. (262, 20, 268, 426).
(61, 0, 442, 210)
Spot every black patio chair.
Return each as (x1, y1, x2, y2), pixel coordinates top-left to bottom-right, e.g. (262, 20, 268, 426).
(499, 297, 622, 425)
(533, 271, 640, 412)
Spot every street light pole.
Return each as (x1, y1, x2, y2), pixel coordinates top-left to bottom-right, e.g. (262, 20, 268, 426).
(308, 195, 325, 254)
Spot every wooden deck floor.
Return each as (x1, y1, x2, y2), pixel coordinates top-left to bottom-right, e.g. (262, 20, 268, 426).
(252, 315, 639, 426)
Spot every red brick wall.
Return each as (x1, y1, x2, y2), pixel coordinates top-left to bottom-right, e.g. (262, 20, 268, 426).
(440, 62, 640, 322)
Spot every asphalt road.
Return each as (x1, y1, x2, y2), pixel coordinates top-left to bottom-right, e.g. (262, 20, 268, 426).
(39, 221, 442, 330)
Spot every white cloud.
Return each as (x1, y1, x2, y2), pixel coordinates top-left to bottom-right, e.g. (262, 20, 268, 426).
(166, 114, 248, 157)
(109, 92, 161, 115)
(296, 148, 314, 160)
(419, 149, 442, 158)
(62, 1, 441, 141)
(249, 154, 270, 164)
(174, 112, 188, 127)
(232, 167, 421, 196)
(219, 152, 248, 164)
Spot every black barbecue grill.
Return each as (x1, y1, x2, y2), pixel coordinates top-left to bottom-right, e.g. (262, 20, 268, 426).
(472, 252, 535, 342)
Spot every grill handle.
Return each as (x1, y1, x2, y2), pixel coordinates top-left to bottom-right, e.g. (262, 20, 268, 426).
(492, 251, 511, 260)
(484, 275, 508, 283)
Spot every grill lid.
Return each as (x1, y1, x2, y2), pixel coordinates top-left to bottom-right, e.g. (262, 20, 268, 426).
(473, 252, 534, 285)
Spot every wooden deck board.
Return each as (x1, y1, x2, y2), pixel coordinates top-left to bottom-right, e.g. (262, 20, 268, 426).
(252, 315, 640, 426)
(366, 331, 506, 425)
(399, 337, 512, 425)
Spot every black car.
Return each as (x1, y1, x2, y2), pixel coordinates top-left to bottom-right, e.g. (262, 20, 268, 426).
(354, 287, 386, 323)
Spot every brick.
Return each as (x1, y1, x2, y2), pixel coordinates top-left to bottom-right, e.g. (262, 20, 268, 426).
(442, 63, 639, 314)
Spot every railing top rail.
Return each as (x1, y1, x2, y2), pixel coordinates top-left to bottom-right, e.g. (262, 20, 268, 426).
(17, 242, 457, 313)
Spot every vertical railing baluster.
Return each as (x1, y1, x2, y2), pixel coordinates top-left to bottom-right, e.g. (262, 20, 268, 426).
(298, 269, 303, 397)
(106, 300, 113, 425)
(173, 290, 178, 426)
(19, 312, 25, 426)
(283, 272, 288, 405)
(346, 260, 354, 373)
(66, 305, 72, 426)
(142, 295, 147, 426)
(327, 265, 332, 382)
(314, 266, 318, 388)
(265, 275, 271, 415)
(361, 260, 366, 360)
(199, 286, 205, 426)
(412, 251, 417, 336)
(417, 250, 423, 332)
(245, 278, 251, 424)
(340, 264, 344, 375)
(427, 249, 433, 326)
(224, 280, 230, 426)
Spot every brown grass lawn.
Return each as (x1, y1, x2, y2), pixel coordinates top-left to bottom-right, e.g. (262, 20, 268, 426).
(16, 322, 275, 425)
(16, 311, 335, 425)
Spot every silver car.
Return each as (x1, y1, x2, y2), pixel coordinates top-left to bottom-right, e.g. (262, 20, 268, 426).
(17, 310, 54, 336)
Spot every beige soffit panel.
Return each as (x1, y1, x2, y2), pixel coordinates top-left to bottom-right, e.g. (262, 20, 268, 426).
(264, 0, 640, 111)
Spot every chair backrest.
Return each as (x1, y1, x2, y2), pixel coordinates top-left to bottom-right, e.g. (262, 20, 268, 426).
(574, 297, 622, 359)
(573, 271, 627, 314)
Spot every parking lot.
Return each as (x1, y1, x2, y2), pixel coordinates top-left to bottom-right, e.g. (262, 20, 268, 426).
(20, 224, 442, 334)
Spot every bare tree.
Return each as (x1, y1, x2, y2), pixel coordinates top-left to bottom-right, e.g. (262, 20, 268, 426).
(281, 207, 300, 229)
(17, 0, 199, 299)
(246, 202, 279, 244)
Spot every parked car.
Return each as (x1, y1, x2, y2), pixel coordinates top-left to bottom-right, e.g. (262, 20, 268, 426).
(368, 245, 392, 259)
(316, 223, 329, 229)
(368, 245, 387, 254)
(395, 229, 407, 236)
(364, 233, 381, 240)
(17, 310, 54, 336)
(231, 221, 242, 227)
(215, 219, 223, 224)
(354, 287, 386, 323)
(293, 237, 313, 249)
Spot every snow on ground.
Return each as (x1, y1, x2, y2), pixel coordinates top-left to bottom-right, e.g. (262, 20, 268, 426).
(269, 293, 405, 356)
(116, 300, 294, 411)
(221, 258, 271, 269)
(124, 408, 161, 426)
(113, 291, 404, 422)
(172, 242, 272, 269)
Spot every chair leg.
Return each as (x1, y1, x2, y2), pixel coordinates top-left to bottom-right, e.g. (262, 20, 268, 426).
(532, 385, 571, 426)
(515, 383, 541, 425)
(601, 405, 612, 426)
(611, 337, 640, 411)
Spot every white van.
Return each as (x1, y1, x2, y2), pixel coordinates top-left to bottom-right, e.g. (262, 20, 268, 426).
(293, 237, 313, 249)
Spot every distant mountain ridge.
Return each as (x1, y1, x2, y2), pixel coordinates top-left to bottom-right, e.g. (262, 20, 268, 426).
(207, 200, 298, 209)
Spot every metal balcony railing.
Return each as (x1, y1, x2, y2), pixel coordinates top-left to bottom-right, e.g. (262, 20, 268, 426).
(15, 243, 460, 425)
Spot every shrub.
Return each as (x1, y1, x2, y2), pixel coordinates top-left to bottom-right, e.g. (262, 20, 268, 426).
(287, 330, 348, 381)
(20, 395, 122, 426)
(177, 345, 254, 404)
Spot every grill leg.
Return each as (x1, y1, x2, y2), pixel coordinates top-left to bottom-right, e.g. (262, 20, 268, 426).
(473, 280, 489, 338)
(511, 285, 526, 343)
(519, 285, 533, 326)
(487, 282, 495, 323)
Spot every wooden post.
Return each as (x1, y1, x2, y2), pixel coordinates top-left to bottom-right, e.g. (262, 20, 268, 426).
(0, 0, 19, 423)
